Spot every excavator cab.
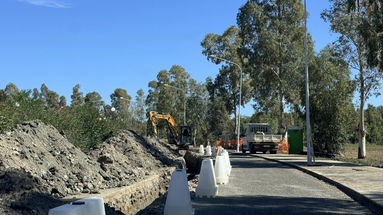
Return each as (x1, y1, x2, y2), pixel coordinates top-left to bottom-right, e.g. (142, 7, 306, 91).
(179, 126, 192, 146)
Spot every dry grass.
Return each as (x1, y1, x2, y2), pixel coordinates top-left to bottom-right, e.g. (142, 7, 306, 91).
(335, 143, 383, 168)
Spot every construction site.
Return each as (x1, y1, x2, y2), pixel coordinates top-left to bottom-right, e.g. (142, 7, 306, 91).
(0, 120, 205, 215)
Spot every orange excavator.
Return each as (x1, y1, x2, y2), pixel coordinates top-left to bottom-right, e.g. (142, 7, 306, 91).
(148, 111, 192, 148)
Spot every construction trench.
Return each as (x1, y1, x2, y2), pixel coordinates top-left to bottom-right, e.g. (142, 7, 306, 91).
(0, 120, 204, 215)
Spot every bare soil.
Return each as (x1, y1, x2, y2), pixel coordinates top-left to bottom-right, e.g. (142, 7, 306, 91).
(0, 120, 184, 215)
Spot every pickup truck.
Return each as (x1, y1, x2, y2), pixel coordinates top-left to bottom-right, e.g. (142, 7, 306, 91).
(242, 123, 282, 154)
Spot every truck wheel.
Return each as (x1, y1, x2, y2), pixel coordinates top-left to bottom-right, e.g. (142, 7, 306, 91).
(250, 148, 256, 154)
(263, 151, 266, 154)
(242, 146, 246, 154)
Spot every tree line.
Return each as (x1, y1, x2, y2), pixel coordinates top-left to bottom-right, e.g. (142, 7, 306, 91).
(0, 0, 382, 158)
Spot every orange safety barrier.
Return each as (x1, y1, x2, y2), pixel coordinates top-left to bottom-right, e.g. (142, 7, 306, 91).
(216, 138, 243, 150)
(278, 141, 289, 153)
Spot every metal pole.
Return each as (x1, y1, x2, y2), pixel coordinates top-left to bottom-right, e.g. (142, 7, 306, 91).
(237, 67, 243, 153)
(208, 55, 242, 152)
(183, 97, 186, 125)
(304, 0, 314, 165)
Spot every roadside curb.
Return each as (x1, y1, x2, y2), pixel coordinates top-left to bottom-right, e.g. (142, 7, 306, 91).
(251, 154, 383, 215)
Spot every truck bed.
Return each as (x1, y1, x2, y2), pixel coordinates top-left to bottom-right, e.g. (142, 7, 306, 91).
(246, 134, 282, 143)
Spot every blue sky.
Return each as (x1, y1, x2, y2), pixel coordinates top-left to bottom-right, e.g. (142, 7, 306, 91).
(1, 0, 381, 116)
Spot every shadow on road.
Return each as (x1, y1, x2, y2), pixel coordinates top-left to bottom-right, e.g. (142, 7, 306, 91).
(228, 154, 291, 169)
(193, 195, 372, 215)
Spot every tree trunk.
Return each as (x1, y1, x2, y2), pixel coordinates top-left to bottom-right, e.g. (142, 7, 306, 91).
(279, 91, 286, 139)
(358, 58, 366, 159)
(234, 96, 238, 137)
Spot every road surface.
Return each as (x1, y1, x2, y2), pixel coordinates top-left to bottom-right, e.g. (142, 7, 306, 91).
(193, 153, 372, 215)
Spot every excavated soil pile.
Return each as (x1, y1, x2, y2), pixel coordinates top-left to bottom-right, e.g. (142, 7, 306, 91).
(0, 120, 183, 215)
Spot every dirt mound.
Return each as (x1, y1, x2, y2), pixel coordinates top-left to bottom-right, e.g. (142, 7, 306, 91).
(0, 120, 184, 215)
(89, 130, 184, 188)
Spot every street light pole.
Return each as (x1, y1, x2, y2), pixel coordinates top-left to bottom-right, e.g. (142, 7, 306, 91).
(209, 55, 242, 153)
(304, 0, 315, 165)
(163, 84, 187, 125)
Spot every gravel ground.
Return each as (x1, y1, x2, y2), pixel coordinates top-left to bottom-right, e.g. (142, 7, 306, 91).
(0, 120, 184, 215)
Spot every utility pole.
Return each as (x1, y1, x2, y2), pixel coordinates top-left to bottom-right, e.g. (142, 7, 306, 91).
(209, 55, 243, 153)
(304, 0, 315, 165)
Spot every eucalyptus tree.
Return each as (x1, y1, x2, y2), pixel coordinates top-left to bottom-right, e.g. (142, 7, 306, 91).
(365, 104, 383, 145)
(85, 91, 105, 110)
(348, 0, 383, 72)
(110, 88, 131, 125)
(201, 26, 252, 132)
(40, 84, 59, 108)
(187, 79, 209, 145)
(146, 65, 190, 125)
(71, 84, 84, 107)
(323, 0, 382, 158)
(309, 46, 355, 156)
(59, 96, 67, 107)
(237, 0, 310, 136)
(131, 89, 146, 135)
(4, 83, 19, 97)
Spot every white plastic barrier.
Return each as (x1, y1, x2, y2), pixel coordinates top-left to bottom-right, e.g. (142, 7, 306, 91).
(196, 159, 218, 198)
(214, 155, 228, 184)
(164, 169, 195, 215)
(222, 150, 232, 176)
(212, 146, 216, 157)
(48, 197, 105, 215)
(199, 145, 205, 155)
(205, 145, 212, 156)
(217, 147, 225, 156)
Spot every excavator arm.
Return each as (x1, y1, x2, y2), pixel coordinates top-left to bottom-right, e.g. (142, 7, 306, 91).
(149, 111, 180, 145)
(148, 111, 192, 147)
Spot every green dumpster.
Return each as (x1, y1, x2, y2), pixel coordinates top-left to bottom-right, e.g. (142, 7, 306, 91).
(288, 126, 303, 154)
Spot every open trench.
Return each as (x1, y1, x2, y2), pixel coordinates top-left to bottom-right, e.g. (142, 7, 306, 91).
(65, 150, 204, 215)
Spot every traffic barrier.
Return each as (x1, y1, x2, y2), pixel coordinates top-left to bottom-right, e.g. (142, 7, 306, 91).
(48, 197, 105, 215)
(199, 145, 204, 155)
(217, 147, 224, 156)
(214, 155, 228, 184)
(196, 159, 218, 198)
(278, 140, 289, 153)
(164, 169, 195, 215)
(205, 145, 212, 156)
(222, 150, 232, 176)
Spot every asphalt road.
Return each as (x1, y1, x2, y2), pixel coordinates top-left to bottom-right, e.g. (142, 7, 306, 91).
(192, 153, 372, 215)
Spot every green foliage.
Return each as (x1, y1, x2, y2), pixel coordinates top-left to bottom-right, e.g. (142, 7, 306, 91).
(309, 46, 355, 156)
(4, 83, 19, 97)
(85, 91, 105, 110)
(59, 105, 113, 152)
(186, 80, 210, 144)
(247, 112, 303, 134)
(236, 0, 310, 133)
(0, 90, 45, 132)
(201, 26, 252, 118)
(110, 88, 132, 127)
(206, 96, 232, 142)
(347, 0, 383, 72)
(365, 104, 383, 145)
(0, 84, 118, 152)
(146, 66, 190, 136)
(131, 89, 147, 135)
(71, 84, 84, 107)
(324, 0, 382, 158)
